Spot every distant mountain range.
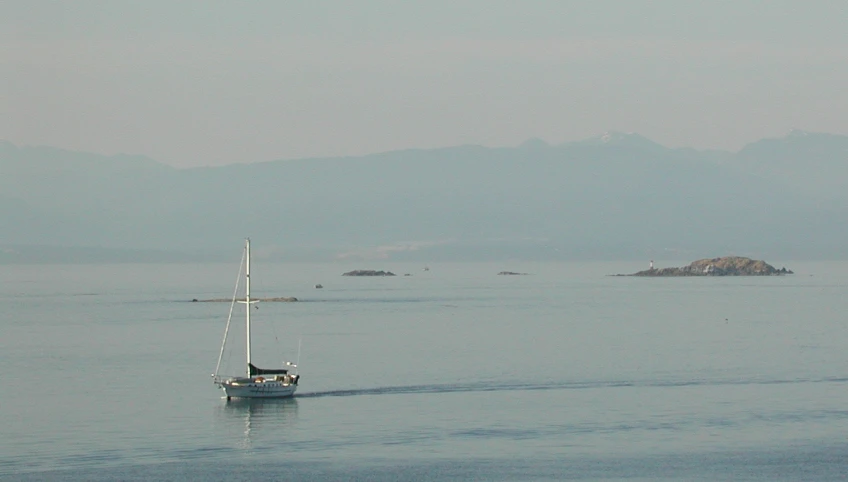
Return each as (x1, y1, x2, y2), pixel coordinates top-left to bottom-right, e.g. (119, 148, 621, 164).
(1, 130, 846, 263)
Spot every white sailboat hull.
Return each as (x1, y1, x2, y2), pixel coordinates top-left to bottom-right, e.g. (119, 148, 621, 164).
(219, 378, 297, 399)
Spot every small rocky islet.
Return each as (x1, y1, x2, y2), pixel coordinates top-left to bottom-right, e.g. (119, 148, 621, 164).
(342, 270, 396, 276)
(191, 296, 298, 302)
(622, 256, 793, 277)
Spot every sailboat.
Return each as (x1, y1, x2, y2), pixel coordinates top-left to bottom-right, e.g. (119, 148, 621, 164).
(213, 238, 300, 399)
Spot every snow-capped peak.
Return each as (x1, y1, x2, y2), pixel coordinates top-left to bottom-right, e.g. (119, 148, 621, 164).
(600, 131, 638, 144)
(559, 131, 667, 150)
(786, 128, 810, 137)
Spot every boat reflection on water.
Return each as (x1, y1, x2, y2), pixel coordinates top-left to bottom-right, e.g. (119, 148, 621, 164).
(215, 398, 299, 450)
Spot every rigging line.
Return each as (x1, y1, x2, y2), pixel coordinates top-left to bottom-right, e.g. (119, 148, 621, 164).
(224, 337, 234, 374)
(214, 245, 246, 378)
(295, 338, 302, 376)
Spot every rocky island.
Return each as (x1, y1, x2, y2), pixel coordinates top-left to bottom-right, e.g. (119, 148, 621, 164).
(192, 296, 297, 302)
(342, 270, 396, 276)
(625, 257, 793, 277)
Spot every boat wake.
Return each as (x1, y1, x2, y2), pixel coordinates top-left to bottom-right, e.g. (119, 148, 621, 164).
(296, 375, 848, 399)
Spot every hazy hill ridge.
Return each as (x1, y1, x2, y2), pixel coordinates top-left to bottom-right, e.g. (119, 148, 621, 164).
(1, 131, 846, 262)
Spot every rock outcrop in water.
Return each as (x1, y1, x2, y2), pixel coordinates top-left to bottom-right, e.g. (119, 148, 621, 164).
(342, 270, 396, 276)
(627, 257, 792, 277)
(191, 296, 298, 302)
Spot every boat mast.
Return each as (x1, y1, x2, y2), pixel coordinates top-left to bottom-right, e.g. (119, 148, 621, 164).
(245, 238, 252, 377)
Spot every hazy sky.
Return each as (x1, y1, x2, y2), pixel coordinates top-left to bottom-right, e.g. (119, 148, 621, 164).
(3, 1, 847, 167)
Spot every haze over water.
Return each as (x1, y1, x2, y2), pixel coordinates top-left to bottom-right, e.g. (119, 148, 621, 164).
(2, 260, 846, 480)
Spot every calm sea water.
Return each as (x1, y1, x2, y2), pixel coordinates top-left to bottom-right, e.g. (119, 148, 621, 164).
(1, 260, 847, 481)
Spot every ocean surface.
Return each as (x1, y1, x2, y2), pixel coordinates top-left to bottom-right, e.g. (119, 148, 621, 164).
(1, 260, 847, 481)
